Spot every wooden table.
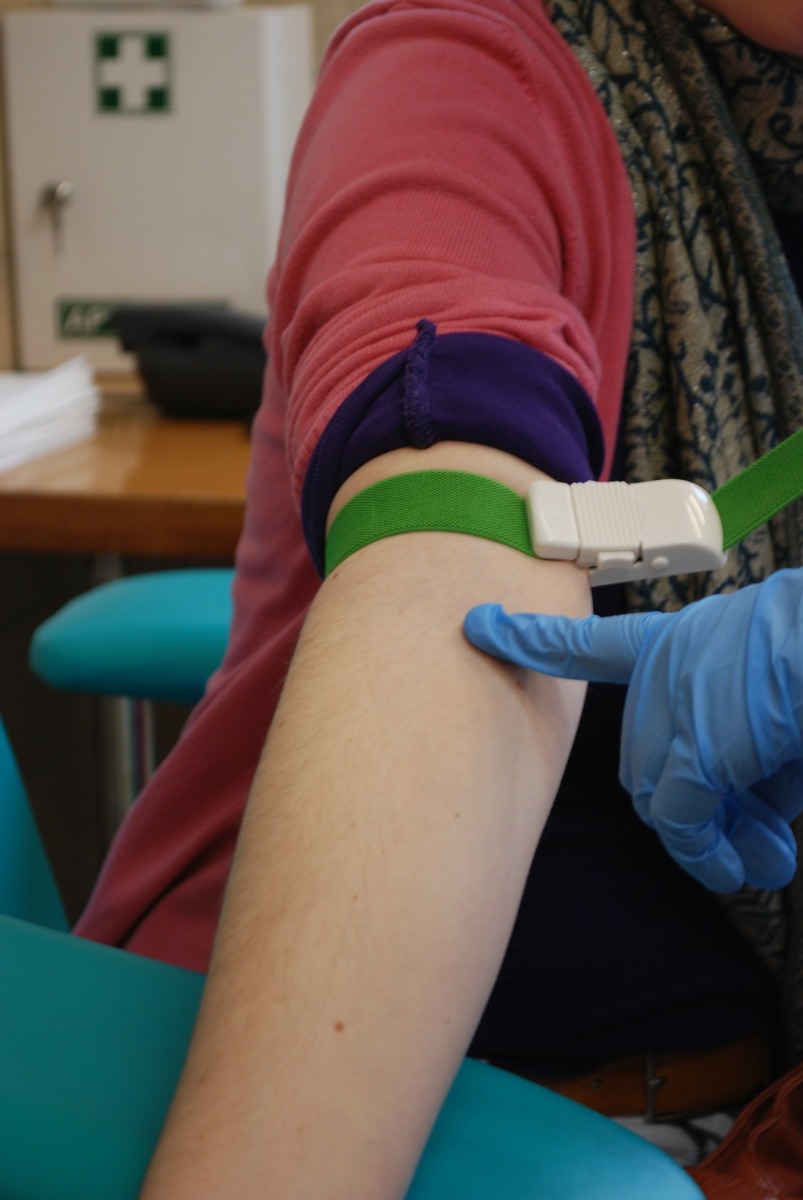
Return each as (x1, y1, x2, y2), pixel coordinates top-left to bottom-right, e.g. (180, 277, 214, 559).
(0, 380, 251, 559)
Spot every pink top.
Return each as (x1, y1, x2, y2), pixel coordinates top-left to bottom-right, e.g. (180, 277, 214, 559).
(75, 0, 635, 971)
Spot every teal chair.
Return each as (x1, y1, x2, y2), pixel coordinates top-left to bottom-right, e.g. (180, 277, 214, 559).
(29, 569, 235, 705)
(0, 717, 67, 933)
(0, 717, 704, 1199)
(28, 569, 235, 813)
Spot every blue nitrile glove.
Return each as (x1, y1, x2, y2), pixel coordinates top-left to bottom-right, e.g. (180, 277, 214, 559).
(464, 569, 803, 893)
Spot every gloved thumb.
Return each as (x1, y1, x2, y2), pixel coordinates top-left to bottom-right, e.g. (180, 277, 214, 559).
(463, 605, 667, 684)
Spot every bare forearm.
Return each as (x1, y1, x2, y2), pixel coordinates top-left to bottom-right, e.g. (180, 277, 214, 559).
(141, 449, 590, 1200)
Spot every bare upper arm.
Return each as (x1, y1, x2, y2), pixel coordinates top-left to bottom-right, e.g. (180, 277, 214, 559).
(325, 440, 592, 624)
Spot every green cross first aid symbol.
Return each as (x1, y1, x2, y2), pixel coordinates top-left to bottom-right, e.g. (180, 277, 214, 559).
(95, 32, 171, 115)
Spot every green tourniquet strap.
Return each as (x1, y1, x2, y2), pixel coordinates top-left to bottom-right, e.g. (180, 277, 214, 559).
(324, 430, 803, 578)
(713, 427, 803, 550)
(324, 470, 534, 576)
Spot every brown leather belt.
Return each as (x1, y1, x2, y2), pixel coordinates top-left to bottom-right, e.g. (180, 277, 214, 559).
(492, 1033, 768, 1120)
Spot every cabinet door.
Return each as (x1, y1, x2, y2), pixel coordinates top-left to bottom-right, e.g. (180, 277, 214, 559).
(3, 8, 312, 369)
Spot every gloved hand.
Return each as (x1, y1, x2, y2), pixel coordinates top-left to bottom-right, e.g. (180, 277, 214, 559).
(464, 569, 803, 893)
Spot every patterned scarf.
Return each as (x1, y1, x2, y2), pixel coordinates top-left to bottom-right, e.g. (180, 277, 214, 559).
(543, 0, 803, 1056)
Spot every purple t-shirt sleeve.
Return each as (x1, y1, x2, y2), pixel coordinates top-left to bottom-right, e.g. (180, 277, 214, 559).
(301, 322, 605, 575)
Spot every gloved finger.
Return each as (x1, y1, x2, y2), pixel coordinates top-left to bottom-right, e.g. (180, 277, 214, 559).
(639, 741, 800, 891)
(640, 744, 746, 891)
(753, 760, 803, 825)
(718, 790, 798, 890)
(654, 811, 746, 892)
(463, 605, 668, 684)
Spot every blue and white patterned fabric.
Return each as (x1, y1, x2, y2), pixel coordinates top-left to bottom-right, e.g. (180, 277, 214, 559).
(545, 0, 803, 1056)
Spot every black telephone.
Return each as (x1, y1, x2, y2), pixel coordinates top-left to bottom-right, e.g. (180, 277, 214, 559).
(111, 304, 267, 421)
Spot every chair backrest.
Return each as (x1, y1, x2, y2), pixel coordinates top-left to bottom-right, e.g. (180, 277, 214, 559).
(0, 716, 68, 931)
(29, 569, 235, 704)
(0, 719, 704, 1200)
(0, 914, 704, 1200)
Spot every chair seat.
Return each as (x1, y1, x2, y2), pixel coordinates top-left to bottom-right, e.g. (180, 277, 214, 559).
(29, 569, 234, 705)
(0, 915, 703, 1200)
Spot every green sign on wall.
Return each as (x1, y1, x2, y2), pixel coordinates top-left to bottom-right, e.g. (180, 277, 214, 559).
(57, 298, 120, 339)
(95, 31, 171, 115)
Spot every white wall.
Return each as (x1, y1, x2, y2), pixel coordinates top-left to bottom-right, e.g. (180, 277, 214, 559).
(0, 0, 366, 369)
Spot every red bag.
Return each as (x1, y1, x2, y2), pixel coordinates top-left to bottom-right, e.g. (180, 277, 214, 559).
(689, 1062, 803, 1198)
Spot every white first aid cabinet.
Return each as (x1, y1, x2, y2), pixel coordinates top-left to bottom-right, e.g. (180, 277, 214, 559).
(2, 6, 313, 369)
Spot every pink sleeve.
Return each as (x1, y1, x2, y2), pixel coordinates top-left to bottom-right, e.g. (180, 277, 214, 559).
(267, 0, 635, 495)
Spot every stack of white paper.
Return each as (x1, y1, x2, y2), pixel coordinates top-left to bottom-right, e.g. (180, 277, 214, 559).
(0, 357, 100, 473)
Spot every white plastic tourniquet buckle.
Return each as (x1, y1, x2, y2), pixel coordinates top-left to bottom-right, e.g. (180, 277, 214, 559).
(526, 479, 727, 588)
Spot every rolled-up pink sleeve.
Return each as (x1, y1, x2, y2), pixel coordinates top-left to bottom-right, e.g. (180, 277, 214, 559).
(267, 0, 635, 500)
